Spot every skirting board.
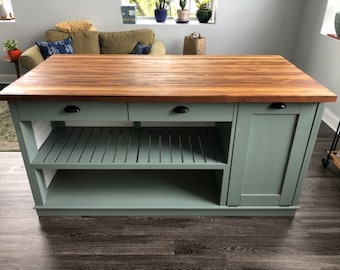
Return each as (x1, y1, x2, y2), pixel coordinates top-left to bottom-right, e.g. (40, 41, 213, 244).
(323, 107, 339, 131)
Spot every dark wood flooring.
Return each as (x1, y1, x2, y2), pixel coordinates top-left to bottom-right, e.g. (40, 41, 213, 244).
(0, 122, 339, 270)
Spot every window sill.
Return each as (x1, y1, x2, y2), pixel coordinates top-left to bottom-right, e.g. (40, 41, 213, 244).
(127, 18, 215, 25)
(0, 18, 15, 22)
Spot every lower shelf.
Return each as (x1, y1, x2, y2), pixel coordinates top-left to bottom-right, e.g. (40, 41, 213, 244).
(34, 170, 299, 217)
(42, 170, 222, 209)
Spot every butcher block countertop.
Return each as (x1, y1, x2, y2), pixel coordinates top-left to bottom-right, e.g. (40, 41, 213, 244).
(0, 55, 337, 103)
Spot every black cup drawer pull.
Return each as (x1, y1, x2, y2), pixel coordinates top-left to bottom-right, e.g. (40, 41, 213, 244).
(270, 103, 287, 110)
(172, 106, 190, 114)
(64, 105, 81, 113)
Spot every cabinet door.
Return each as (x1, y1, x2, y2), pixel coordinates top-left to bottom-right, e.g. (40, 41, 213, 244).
(228, 103, 318, 206)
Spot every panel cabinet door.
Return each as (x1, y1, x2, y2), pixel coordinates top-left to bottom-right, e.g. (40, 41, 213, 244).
(228, 103, 318, 206)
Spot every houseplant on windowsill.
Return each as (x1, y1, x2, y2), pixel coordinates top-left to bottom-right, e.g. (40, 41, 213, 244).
(155, 0, 169, 22)
(3, 40, 21, 61)
(177, 0, 189, 23)
(335, 12, 340, 37)
(196, 0, 212, 23)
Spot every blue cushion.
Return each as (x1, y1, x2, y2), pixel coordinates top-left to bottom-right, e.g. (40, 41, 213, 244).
(36, 38, 74, 59)
(130, 42, 151, 54)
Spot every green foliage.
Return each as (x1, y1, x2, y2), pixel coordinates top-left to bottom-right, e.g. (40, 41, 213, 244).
(155, 0, 170, 9)
(128, 0, 195, 17)
(197, 0, 210, 10)
(3, 39, 18, 51)
(179, 0, 187, 10)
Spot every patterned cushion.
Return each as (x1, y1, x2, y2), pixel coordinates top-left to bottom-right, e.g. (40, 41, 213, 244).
(36, 38, 74, 59)
(130, 42, 152, 54)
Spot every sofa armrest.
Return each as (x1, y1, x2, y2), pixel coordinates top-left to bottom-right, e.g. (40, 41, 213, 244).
(19, 45, 44, 71)
(149, 40, 166, 55)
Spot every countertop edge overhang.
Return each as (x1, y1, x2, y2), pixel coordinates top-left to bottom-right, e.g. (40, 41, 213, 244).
(0, 94, 337, 103)
(0, 55, 337, 103)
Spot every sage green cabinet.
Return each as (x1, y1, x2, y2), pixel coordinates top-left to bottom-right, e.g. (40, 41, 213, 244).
(227, 103, 318, 207)
(8, 100, 324, 216)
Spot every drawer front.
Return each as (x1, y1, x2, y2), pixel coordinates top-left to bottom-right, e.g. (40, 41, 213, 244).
(16, 101, 128, 121)
(254, 103, 303, 114)
(129, 103, 234, 122)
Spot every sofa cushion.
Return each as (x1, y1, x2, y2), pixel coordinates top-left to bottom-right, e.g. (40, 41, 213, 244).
(99, 29, 155, 54)
(70, 32, 100, 54)
(55, 20, 94, 33)
(45, 30, 100, 54)
(45, 30, 69, 42)
(36, 38, 74, 59)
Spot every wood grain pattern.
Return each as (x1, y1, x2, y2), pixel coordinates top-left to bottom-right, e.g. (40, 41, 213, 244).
(0, 55, 337, 102)
(0, 122, 340, 269)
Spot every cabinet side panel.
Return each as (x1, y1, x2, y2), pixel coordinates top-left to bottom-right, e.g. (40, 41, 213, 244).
(292, 103, 325, 206)
(32, 121, 52, 149)
(8, 102, 47, 205)
(279, 103, 319, 205)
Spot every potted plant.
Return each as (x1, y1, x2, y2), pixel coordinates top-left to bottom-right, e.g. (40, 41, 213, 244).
(3, 40, 21, 61)
(335, 12, 340, 37)
(196, 0, 212, 23)
(155, 0, 169, 23)
(177, 0, 189, 23)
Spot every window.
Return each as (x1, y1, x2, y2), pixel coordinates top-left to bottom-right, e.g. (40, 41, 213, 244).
(123, 0, 216, 22)
(321, 0, 340, 37)
(0, 0, 14, 20)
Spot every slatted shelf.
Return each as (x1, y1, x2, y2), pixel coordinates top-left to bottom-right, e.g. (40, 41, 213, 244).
(32, 126, 229, 169)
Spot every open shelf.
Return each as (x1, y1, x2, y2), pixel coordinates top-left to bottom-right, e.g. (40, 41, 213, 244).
(40, 170, 222, 209)
(32, 126, 229, 169)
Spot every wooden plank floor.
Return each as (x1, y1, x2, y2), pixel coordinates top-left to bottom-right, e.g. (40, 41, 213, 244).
(0, 122, 339, 270)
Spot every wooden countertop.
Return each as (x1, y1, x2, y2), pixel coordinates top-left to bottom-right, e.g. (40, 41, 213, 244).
(0, 55, 336, 103)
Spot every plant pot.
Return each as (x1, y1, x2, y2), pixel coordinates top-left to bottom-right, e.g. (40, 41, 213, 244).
(7, 49, 21, 61)
(196, 9, 212, 23)
(154, 9, 167, 23)
(177, 9, 189, 22)
(335, 12, 340, 37)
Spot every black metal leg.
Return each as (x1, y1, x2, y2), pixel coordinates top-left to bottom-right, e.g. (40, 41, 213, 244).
(322, 121, 340, 168)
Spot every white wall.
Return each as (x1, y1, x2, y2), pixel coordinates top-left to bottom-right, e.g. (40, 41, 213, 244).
(294, 0, 340, 130)
(0, 0, 304, 82)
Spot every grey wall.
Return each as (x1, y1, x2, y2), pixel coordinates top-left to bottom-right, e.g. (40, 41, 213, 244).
(0, 0, 304, 82)
(2, 0, 338, 128)
(294, 0, 340, 129)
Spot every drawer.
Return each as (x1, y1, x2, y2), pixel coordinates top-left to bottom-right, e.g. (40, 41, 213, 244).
(129, 103, 234, 122)
(15, 101, 128, 121)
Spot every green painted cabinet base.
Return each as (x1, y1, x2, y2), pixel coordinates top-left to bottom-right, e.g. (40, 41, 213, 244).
(9, 101, 324, 217)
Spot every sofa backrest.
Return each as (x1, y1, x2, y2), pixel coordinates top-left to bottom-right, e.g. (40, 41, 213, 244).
(45, 28, 156, 55)
(45, 30, 100, 54)
(99, 29, 155, 54)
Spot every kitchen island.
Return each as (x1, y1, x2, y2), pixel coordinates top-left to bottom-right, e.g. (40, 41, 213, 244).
(0, 55, 336, 216)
